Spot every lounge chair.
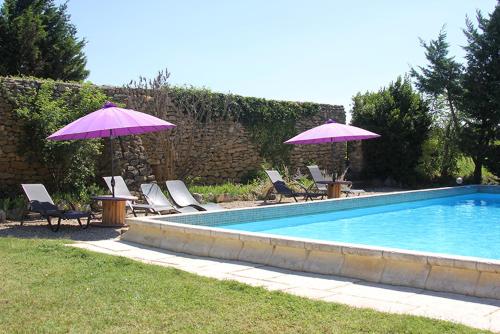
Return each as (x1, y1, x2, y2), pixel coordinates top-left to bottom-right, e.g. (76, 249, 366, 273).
(306, 165, 329, 195)
(140, 183, 198, 214)
(165, 180, 223, 211)
(103, 176, 153, 216)
(264, 170, 323, 202)
(21, 184, 91, 232)
(307, 165, 365, 197)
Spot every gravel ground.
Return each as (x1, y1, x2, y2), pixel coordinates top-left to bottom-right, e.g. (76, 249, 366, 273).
(0, 188, 399, 241)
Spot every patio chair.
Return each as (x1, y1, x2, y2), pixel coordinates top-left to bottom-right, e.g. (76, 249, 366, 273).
(337, 167, 365, 197)
(306, 165, 329, 194)
(21, 184, 91, 232)
(308, 165, 364, 197)
(103, 176, 153, 216)
(140, 183, 198, 214)
(165, 180, 224, 211)
(264, 170, 323, 202)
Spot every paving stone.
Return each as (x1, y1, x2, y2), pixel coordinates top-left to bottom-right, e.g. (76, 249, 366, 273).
(284, 287, 337, 300)
(91, 240, 137, 252)
(231, 266, 291, 280)
(330, 282, 422, 303)
(488, 310, 500, 332)
(270, 273, 355, 290)
(120, 247, 177, 261)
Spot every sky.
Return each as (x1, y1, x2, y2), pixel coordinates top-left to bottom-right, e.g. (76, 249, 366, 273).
(57, 1, 497, 114)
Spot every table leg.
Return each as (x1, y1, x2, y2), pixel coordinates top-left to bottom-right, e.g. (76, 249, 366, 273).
(95, 200, 126, 227)
(327, 184, 341, 199)
(333, 183, 341, 198)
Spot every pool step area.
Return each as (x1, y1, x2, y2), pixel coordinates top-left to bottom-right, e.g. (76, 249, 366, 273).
(122, 218, 500, 300)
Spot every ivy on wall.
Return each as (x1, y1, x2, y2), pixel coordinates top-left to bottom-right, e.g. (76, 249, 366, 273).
(169, 86, 321, 165)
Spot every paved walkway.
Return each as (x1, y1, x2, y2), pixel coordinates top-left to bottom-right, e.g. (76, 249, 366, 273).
(73, 239, 500, 332)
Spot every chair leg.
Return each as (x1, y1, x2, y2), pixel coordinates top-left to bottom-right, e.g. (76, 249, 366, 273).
(77, 217, 90, 229)
(47, 217, 61, 232)
(264, 187, 274, 203)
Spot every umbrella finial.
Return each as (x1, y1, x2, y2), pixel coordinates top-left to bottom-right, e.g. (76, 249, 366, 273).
(103, 101, 117, 108)
(326, 119, 336, 124)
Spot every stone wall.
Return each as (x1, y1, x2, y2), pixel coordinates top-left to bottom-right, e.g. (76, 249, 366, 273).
(0, 77, 347, 193)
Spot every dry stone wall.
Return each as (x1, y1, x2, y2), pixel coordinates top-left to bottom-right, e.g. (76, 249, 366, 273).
(0, 77, 348, 193)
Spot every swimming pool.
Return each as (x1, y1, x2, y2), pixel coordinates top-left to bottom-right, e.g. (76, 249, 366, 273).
(124, 185, 500, 299)
(220, 193, 500, 260)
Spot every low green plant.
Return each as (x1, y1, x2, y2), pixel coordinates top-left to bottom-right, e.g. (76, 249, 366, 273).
(188, 177, 274, 202)
(0, 196, 26, 220)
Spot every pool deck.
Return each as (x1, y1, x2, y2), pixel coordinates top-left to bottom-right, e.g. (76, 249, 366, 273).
(72, 239, 500, 332)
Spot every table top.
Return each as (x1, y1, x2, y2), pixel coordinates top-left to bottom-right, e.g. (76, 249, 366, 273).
(92, 195, 138, 201)
(316, 180, 352, 185)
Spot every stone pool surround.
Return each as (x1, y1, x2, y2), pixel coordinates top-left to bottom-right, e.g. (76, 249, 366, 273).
(123, 185, 500, 299)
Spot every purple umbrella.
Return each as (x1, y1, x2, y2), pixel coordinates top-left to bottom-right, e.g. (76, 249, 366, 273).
(48, 101, 176, 196)
(285, 119, 380, 145)
(285, 119, 380, 175)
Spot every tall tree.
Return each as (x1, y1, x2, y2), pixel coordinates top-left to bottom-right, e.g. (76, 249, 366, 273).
(351, 76, 432, 185)
(0, 0, 88, 81)
(410, 28, 463, 178)
(461, 5, 500, 183)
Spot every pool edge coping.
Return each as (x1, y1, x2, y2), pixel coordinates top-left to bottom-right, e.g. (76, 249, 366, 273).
(123, 185, 500, 299)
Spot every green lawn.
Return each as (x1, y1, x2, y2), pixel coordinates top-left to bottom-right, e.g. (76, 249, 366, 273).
(0, 238, 487, 333)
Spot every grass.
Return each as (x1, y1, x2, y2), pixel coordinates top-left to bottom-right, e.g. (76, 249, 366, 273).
(0, 238, 486, 333)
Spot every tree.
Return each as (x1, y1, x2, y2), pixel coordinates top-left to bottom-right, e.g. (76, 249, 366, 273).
(0, 0, 88, 81)
(410, 28, 463, 178)
(461, 5, 500, 183)
(351, 76, 432, 185)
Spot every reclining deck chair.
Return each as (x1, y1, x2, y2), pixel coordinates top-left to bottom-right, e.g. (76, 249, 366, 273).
(141, 183, 198, 214)
(103, 176, 153, 216)
(264, 170, 323, 202)
(165, 180, 223, 211)
(306, 165, 329, 195)
(307, 165, 365, 197)
(21, 184, 91, 232)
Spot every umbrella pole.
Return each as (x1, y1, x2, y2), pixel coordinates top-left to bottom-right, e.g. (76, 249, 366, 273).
(110, 130, 115, 197)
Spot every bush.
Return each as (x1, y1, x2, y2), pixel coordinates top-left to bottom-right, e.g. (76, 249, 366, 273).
(11, 80, 108, 194)
(351, 76, 432, 186)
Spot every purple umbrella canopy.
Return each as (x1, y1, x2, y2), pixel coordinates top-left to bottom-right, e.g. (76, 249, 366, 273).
(284, 119, 380, 145)
(48, 102, 176, 141)
(47, 101, 176, 197)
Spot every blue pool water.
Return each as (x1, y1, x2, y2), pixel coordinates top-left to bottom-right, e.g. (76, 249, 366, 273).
(221, 193, 500, 260)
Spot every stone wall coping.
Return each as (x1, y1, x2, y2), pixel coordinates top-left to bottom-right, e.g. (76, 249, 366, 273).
(128, 220, 500, 275)
(127, 184, 500, 274)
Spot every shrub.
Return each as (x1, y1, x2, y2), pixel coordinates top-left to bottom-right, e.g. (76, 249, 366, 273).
(351, 76, 432, 186)
(11, 80, 108, 194)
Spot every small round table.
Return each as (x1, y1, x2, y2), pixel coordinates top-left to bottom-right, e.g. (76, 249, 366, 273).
(316, 180, 352, 199)
(92, 195, 137, 227)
